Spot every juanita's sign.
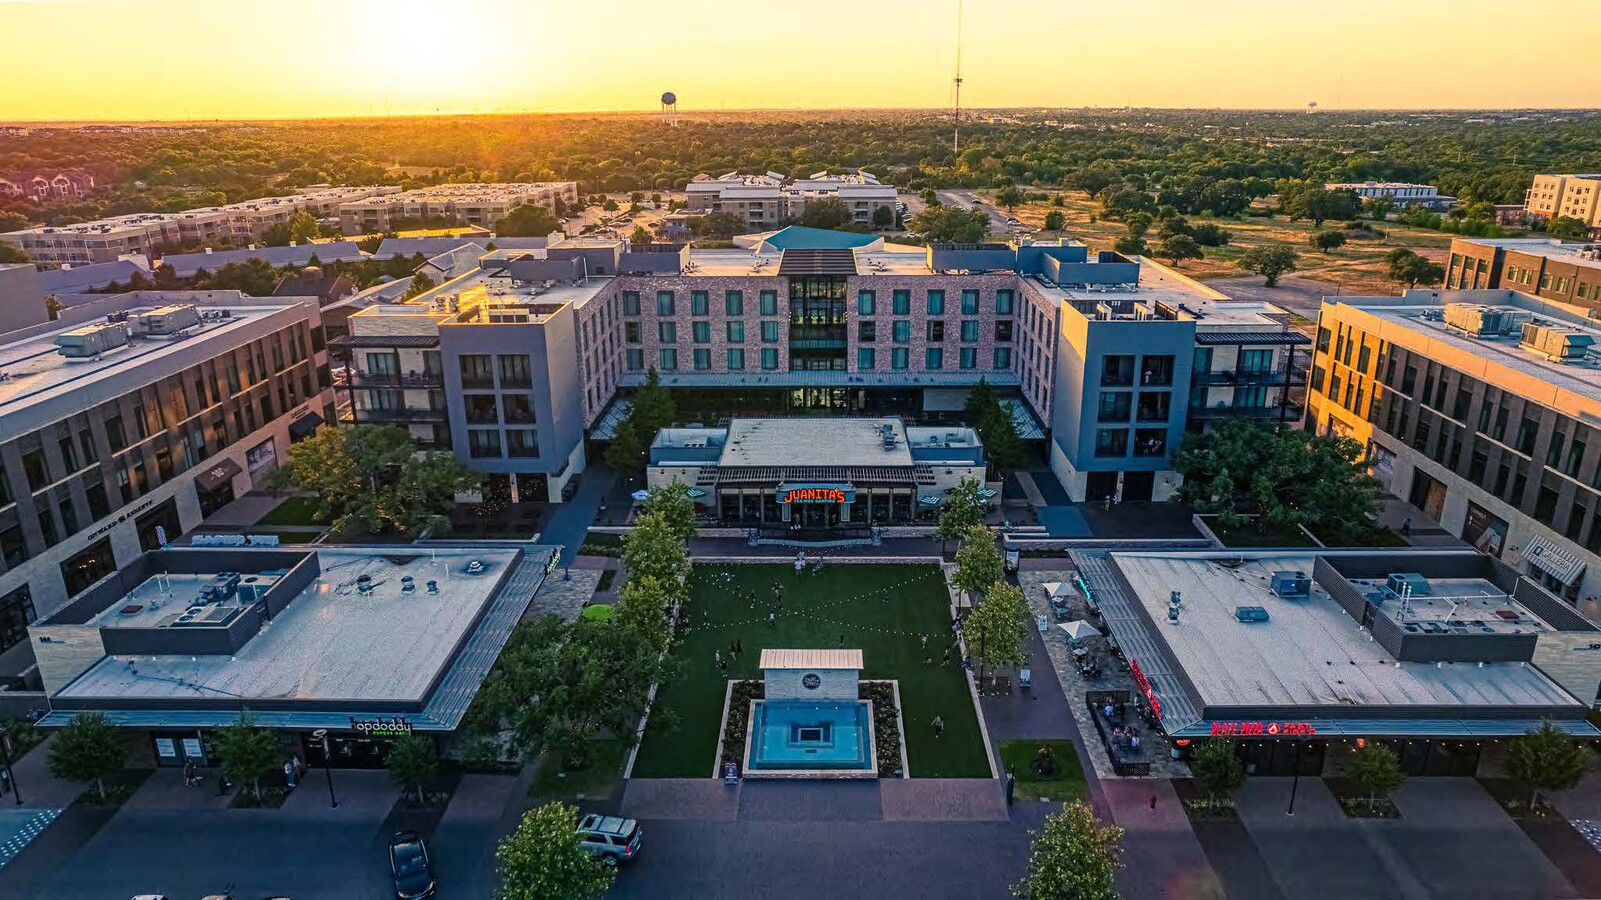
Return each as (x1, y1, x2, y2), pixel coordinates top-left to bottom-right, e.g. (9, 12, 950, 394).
(776, 484, 855, 504)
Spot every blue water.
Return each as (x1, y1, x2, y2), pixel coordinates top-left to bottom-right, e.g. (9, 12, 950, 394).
(747, 700, 874, 771)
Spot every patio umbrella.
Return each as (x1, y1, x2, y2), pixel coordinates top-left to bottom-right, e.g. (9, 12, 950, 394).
(685, 486, 708, 498)
(918, 494, 946, 507)
(1044, 581, 1077, 599)
(977, 487, 1000, 501)
(1057, 620, 1101, 642)
(580, 604, 615, 622)
(630, 490, 651, 502)
(1041, 581, 1062, 597)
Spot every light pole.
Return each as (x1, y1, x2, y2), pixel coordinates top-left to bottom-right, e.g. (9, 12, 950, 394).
(1286, 736, 1302, 816)
(312, 728, 338, 809)
(0, 731, 19, 806)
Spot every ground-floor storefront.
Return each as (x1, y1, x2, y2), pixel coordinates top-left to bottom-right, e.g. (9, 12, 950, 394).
(142, 722, 442, 770)
(714, 482, 935, 527)
(1189, 735, 1487, 778)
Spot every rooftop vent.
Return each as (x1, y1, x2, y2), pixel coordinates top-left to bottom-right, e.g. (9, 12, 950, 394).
(1235, 606, 1271, 623)
(1270, 571, 1310, 598)
(1521, 322, 1595, 362)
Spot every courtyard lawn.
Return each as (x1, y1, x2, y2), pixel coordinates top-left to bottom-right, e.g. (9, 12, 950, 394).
(255, 495, 325, 527)
(630, 564, 990, 779)
(999, 739, 1088, 803)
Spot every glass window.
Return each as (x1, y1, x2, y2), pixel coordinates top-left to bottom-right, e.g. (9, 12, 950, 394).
(761, 321, 780, 343)
(1095, 428, 1129, 457)
(625, 349, 644, 371)
(760, 348, 779, 370)
(995, 320, 1014, 342)
(60, 538, 116, 598)
(502, 394, 535, 424)
(993, 347, 1012, 369)
(727, 348, 746, 370)
(961, 290, 979, 315)
(622, 291, 640, 315)
(1101, 355, 1134, 387)
(858, 321, 876, 343)
(725, 291, 744, 316)
(459, 354, 494, 388)
(658, 321, 677, 342)
(926, 347, 944, 370)
(892, 290, 910, 315)
(1134, 428, 1167, 457)
(727, 321, 745, 343)
(1099, 392, 1132, 422)
(759, 290, 778, 316)
(961, 320, 980, 342)
(656, 291, 675, 315)
(365, 352, 399, 377)
(467, 430, 502, 459)
(959, 347, 977, 369)
(21, 448, 49, 491)
(996, 290, 1015, 315)
(927, 321, 945, 342)
(693, 348, 711, 370)
(625, 321, 641, 343)
(891, 347, 909, 370)
(692, 321, 711, 343)
(498, 354, 532, 387)
(690, 291, 709, 316)
(893, 321, 911, 343)
(659, 348, 678, 371)
(927, 290, 945, 315)
(0, 586, 35, 654)
(857, 291, 876, 315)
(506, 429, 540, 458)
(858, 347, 876, 370)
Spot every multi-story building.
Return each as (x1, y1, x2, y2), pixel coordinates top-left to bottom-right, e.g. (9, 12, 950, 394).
(337, 183, 579, 234)
(1325, 181, 1454, 210)
(332, 231, 1303, 506)
(1, 187, 398, 267)
(1524, 174, 1601, 233)
(0, 263, 47, 334)
(1446, 236, 1601, 311)
(1308, 288, 1601, 621)
(0, 169, 95, 202)
(685, 171, 897, 230)
(0, 290, 335, 677)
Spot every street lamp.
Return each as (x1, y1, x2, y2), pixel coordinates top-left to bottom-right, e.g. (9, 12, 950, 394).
(0, 730, 20, 806)
(312, 728, 338, 809)
(1286, 736, 1303, 816)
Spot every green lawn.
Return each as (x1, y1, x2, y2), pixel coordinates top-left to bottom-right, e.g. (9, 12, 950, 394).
(630, 564, 990, 779)
(529, 739, 625, 802)
(255, 495, 325, 527)
(1000, 739, 1088, 803)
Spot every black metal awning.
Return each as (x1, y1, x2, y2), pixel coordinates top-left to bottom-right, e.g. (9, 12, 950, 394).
(1193, 331, 1312, 346)
(327, 334, 441, 349)
(195, 457, 243, 493)
(289, 412, 325, 441)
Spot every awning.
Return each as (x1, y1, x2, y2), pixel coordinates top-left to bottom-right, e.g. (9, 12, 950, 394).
(195, 457, 243, 493)
(1524, 535, 1586, 585)
(1169, 717, 1601, 740)
(289, 412, 324, 441)
(1193, 330, 1313, 346)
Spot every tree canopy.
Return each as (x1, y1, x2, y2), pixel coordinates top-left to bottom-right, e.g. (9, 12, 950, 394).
(964, 579, 1031, 676)
(1235, 245, 1299, 287)
(1012, 801, 1123, 900)
(498, 202, 562, 237)
(953, 522, 1005, 598)
(272, 424, 481, 536)
(1508, 721, 1592, 809)
(1386, 248, 1445, 288)
(213, 711, 280, 801)
(48, 712, 126, 801)
(497, 802, 615, 900)
(909, 205, 991, 243)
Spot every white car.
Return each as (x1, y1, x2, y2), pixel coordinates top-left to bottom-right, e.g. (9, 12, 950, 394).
(577, 814, 642, 866)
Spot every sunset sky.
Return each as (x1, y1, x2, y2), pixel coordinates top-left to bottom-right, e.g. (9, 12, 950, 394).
(4, 0, 1600, 121)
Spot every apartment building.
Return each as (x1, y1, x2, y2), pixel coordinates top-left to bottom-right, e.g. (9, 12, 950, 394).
(685, 171, 897, 229)
(0, 169, 95, 202)
(1308, 288, 1601, 621)
(337, 183, 579, 234)
(1445, 236, 1601, 312)
(1, 187, 399, 267)
(331, 230, 1301, 507)
(0, 290, 335, 686)
(1325, 181, 1454, 210)
(1525, 174, 1601, 234)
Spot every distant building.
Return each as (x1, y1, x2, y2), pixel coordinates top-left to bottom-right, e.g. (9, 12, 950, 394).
(685, 171, 898, 230)
(1524, 174, 1601, 235)
(1446, 236, 1601, 310)
(337, 183, 579, 234)
(1325, 182, 1453, 210)
(0, 169, 95, 203)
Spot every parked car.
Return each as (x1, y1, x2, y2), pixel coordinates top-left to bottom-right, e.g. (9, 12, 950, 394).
(577, 814, 642, 866)
(388, 830, 437, 899)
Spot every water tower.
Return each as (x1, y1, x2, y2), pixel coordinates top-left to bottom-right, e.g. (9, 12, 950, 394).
(661, 91, 678, 127)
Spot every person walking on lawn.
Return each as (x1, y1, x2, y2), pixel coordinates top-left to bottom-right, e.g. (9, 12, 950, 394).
(932, 715, 945, 738)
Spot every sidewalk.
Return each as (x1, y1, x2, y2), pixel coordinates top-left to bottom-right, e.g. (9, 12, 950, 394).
(1103, 778, 1224, 900)
(542, 466, 614, 564)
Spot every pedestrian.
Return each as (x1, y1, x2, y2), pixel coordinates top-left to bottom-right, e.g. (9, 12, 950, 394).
(218, 773, 231, 796)
(768, 611, 776, 627)
(1401, 516, 1412, 537)
(715, 649, 722, 668)
(1149, 794, 1157, 811)
(838, 633, 845, 647)
(920, 634, 928, 650)
(932, 715, 945, 737)
(183, 759, 197, 787)
(941, 647, 952, 666)
(284, 759, 297, 789)
(734, 639, 744, 657)
(294, 755, 305, 780)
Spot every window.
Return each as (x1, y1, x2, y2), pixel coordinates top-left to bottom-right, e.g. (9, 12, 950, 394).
(625, 349, 644, 371)
(727, 321, 745, 343)
(759, 290, 778, 315)
(85, 481, 110, 520)
(858, 347, 876, 370)
(891, 347, 909, 370)
(21, 448, 49, 491)
(1101, 355, 1134, 387)
(961, 320, 980, 342)
(761, 321, 781, 343)
(1095, 428, 1129, 457)
(727, 348, 746, 370)
(465, 394, 499, 424)
(1099, 392, 1131, 422)
(0, 525, 23, 569)
(996, 290, 1015, 315)
(1134, 429, 1167, 457)
(655, 321, 676, 343)
(892, 290, 911, 315)
(1137, 391, 1171, 422)
(692, 321, 711, 343)
(1140, 355, 1174, 386)
(502, 394, 535, 424)
(925, 347, 944, 370)
(1518, 415, 1540, 455)
(498, 354, 532, 388)
(622, 291, 640, 315)
(927, 321, 945, 342)
(459, 354, 494, 388)
(858, 321, 876, 343)
(659, 348, 678, 370)
(725, 291, 744, 316)
(926, 290, 945, 315)
(760, 348, 779, 370)
(959, 347, 977, 369)
(1239, 349, 1273, 375)
(625, 321, 641, 343)
(0, 586, 35, 654)
(893, 321, 911, 343)
(1401, 364, 1417, 395)
(506, 429, 540, 458)
(961, 290, 980, 315)
(467, 430, 502, 459)
(106, 414, 128, 453)
(693, 349, 711, 370)
(857, 291, 876, 315)
(655, 291, 675, 315)
(690, 291, 709, 316)
(365, 352, 399, 377)
(993, 347, 1012, 369)
(995, 320, 1014, 342)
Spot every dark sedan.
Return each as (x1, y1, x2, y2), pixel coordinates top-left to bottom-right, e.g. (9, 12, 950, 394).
(388, 831, 436, 900)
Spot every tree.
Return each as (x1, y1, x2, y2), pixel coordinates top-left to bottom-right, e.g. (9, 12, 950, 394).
(497, 802, 615, 899)
(1190, 222, 1233, 246)
(920, 188, 940, 207)
(288, 209, 321, 244)
(0, 240, 29, 264)
(261, 222, 293, 247)
(1173, 419, 1379, 538)
(909, 205, 990, 243)
(1386, 248, 1445, 288)
(639, 482, 697, 544)
(272, 424, 481, 535)
(937, 479, 987, 553)
(48, 712, 126, 801)
(213, 711, 280, 801)
(499, 203, 561, 238)
(629, 225, 652, 245)
(965, 579, 1030, 685)
(629, 368, 678, 446)
(872, 204, 895, 229)
(1158, 234, 1203, 266)
(1236, 245, 1299, 287)
(1309, 229, 1347, 253)
(953, 523, 1004, 598)
(1349, 742, 1405, 809)
(603, 417, 644, 477)
(404, 271, 436, 299)
(691, 212, 744, 239)
(0, 211, 31, 233)
(601, 198, 618, 213)
(386, 734, 440, 805)
(1364, 195, 1395, 221)
(1191, 739, 1245, 801)
(1547, 216, 1590, 241)
(995, 186, 1024, 211)
(1012, 800, 1123, 900)
(1507, 721, 1592, 810)
(1043, 209, 1065, 235)
(798, 197, 852, 230)
(616, 573, 673, 653)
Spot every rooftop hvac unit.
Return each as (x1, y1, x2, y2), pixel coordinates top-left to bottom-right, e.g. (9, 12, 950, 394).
(1520, 322, 1595, 361)
(54, 321, 130, 358)
(1385, 572, 1431, 598)
(137, 303, 200, 336)
(1270, 570, 1310, 598)
(1443, 303, 1531, 337)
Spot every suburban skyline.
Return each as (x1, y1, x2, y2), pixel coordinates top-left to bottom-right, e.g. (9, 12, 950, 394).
(5, 0, 1601, 121)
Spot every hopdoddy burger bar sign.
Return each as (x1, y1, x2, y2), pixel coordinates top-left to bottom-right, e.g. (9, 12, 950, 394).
(777, 484, 855, 504)
(349, 715, 413, 737)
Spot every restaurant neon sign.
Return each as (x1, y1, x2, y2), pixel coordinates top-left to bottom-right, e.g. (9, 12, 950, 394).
(777, 484, 854, 504)
(1209, 721, 1317, 737)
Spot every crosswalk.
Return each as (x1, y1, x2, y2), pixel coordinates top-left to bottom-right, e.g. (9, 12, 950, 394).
(0, 808, 61, 870)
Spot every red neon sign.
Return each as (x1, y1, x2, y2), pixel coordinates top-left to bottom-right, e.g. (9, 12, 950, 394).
(779, 487, 849, 504)
(1209, 721, 1317, 737)
(1127, 657, 1163, 720)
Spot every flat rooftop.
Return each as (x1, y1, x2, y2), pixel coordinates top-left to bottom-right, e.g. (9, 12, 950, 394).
(1110, 552, 1580, 709)
(718, 418, 914, 468)
(1347, 576, 1553, 636)
(88, 572, 282, 630)
(57, 546, 521, 705)
(1468, 238, 1601, 268)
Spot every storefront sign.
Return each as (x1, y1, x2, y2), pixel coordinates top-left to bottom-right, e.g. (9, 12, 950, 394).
(182, 737, 204, 758)
(246, 438, 278, 473)
(154, 738, 177, 759)
(777, 484, 854, 504)
(349, 715, 413, 737)
(1209, 721, 1317, 737)
(1127, 657, 1163, 720)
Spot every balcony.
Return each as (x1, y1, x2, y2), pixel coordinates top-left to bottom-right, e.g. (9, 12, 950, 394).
(1192, 367, 1309, 387)
(344, 371, 445, 388)
(1187, 402, 1305, 421)
(351, 407, 447, 423)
